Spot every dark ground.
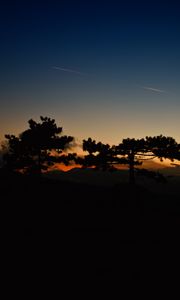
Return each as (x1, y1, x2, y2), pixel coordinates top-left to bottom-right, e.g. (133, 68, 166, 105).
(2, 170, 180, 286)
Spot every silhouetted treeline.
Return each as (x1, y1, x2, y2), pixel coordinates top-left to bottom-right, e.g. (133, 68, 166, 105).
(1, 116, 180, 183)
(79, 135, 180, 183)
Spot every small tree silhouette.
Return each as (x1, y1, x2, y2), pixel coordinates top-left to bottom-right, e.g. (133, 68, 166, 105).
(79, 138, 127, 171)
(3, 116, 75, 174)
(82, 138, 115, 170)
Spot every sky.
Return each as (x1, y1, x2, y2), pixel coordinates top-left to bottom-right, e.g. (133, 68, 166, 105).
(0, 0, 180, 146)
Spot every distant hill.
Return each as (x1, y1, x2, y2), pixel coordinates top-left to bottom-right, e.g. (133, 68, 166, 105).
(45, 168, 129, 186)
(44, 166, 180, 196)
(138, 159, 180, 172)
(159, 167, 180, 176)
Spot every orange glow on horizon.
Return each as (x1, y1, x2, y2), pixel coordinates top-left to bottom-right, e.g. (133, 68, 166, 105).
(49, 163, 82, 172)
(48, 158, 176, 173)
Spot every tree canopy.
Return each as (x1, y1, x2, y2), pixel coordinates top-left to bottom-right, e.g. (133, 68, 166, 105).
(3, 116, 75, 174)
(79, 138, 126, 171)
(80, 135, 179, 184)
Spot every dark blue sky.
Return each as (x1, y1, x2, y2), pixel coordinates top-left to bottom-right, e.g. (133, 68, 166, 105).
(0, 0, 180, 144)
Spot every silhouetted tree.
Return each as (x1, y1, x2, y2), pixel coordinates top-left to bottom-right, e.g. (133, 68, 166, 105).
(146, 135, 179, 161)
(79, 138, 127, 171)
(114, 138, 146, 184)
(115, 135, 179, 184)
(81, 138, 113, 170)
(80, 135, 179, 184)
(3, 116, 75, 174)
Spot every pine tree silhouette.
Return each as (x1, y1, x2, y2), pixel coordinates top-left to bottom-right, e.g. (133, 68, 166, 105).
(3, 116, 75, 174)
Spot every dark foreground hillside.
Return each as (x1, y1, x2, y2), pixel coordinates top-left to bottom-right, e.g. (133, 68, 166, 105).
(2, 170, 180, 285)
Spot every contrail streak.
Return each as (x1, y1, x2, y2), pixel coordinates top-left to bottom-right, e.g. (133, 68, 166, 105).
(52, 66, 86, 75)
(142, 86, 166, 93)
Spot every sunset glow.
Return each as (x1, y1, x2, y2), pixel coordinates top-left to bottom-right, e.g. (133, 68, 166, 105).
(0, 1, 180, 147)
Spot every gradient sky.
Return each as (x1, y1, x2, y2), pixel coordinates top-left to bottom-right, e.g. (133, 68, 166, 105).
(0, 0, 180, 146)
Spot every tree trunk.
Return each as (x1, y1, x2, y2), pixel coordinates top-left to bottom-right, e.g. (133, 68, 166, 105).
(129, 152, 135, 184)
(37, 148, 41, 175)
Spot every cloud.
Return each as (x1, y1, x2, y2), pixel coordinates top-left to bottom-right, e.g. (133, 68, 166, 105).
(142, 86, 166, 93)
(52, 66, 86, 76)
